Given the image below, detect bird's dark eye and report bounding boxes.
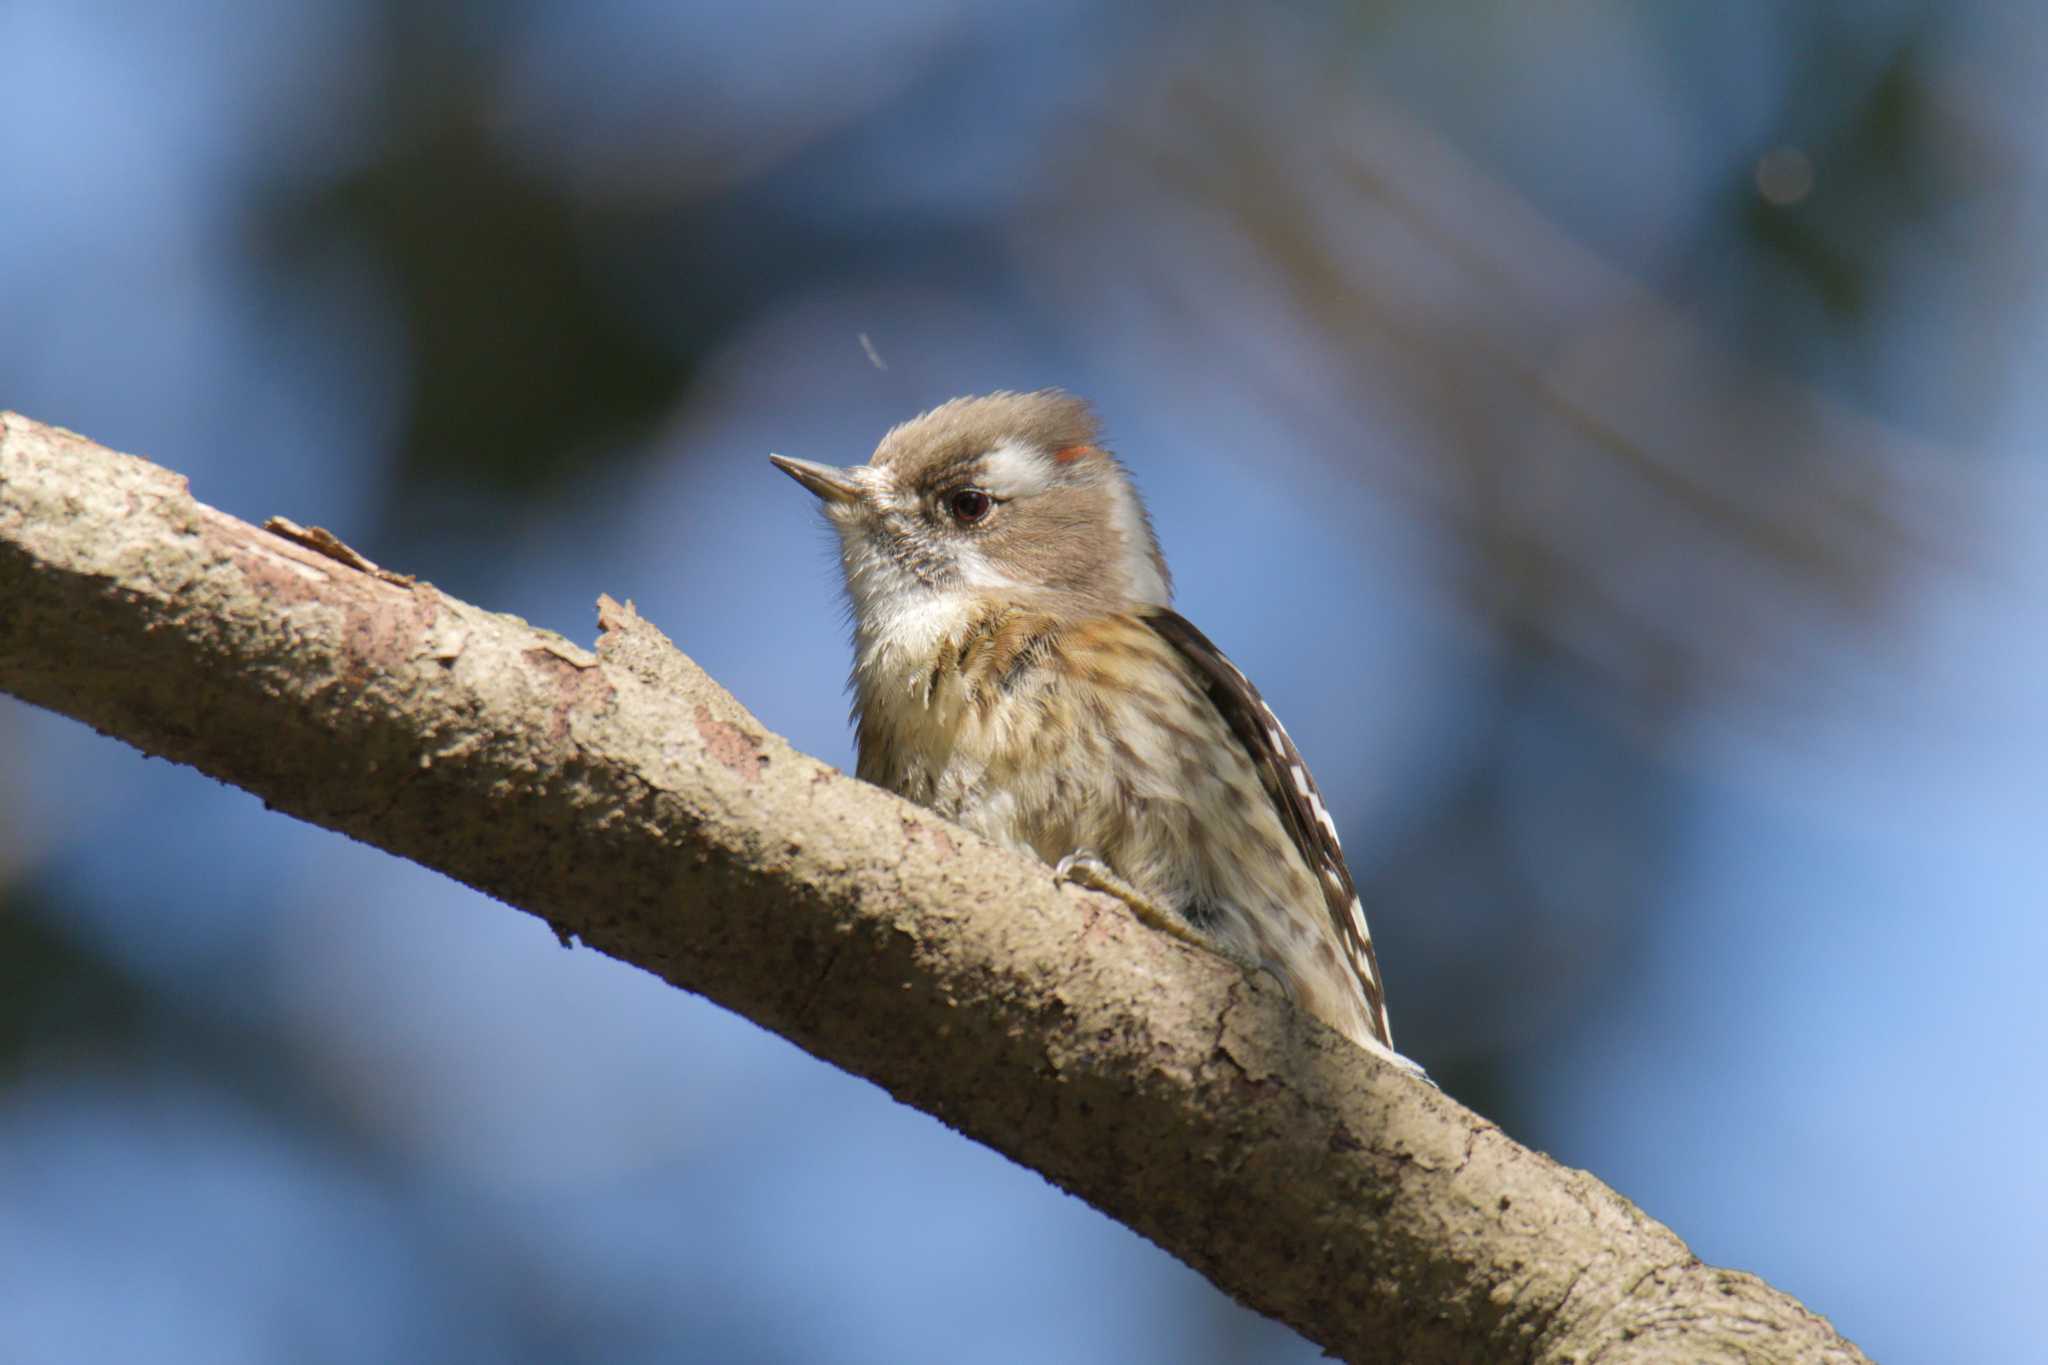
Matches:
[946,488,993,524]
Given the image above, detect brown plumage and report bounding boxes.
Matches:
[772,391,1410,1067]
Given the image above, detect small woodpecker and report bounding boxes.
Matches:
[773,390,1418,1072]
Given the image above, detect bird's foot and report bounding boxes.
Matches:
[1053,849,1227,959]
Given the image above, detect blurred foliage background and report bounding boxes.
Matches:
[3,2,2042,1361]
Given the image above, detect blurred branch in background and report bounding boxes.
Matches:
[1033,6,2018,1090]
[256,0,1026,537]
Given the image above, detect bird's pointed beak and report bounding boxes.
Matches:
[769,455,864,506]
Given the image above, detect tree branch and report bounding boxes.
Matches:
[0,411,1869,1364]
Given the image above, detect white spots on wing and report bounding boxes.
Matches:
[1347,895,1373,947]
[1159,620,1396,1050]
[1348,949,1376,992]
[1289,762,1312,798]
[1284,755,1343,845]
[1308,791,1342,848]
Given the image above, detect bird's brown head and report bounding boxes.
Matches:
[771,391,1171,628]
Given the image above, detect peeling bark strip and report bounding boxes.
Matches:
[0,411,1870,1365]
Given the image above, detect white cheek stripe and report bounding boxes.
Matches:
[1103,478,1169,607]
[954,545,1028,592]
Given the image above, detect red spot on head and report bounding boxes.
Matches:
[1053,444,1097,463]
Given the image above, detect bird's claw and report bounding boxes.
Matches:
[1054,850,1221,956]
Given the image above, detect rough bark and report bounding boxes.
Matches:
[0,411,1870,1364]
